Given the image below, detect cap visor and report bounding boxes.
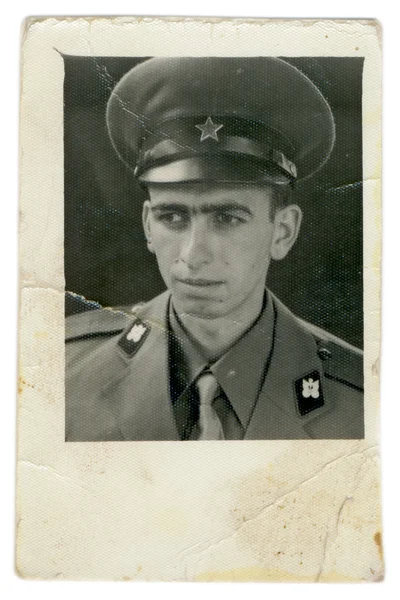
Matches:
[138,155,291,184]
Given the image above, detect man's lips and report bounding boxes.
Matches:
[175,277,224,287]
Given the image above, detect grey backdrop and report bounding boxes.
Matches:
[64,56,364,348]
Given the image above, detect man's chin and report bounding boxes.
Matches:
[171,295,229,320]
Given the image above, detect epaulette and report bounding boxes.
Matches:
[298,319,364,392]
[66,306,134,342]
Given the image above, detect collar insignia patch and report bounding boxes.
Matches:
[118,318,150,357]
[127,323,147,342]
[294,370,324,416]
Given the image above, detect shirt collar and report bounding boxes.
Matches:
[168,291,275,430]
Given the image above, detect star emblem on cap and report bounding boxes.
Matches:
[195,117,223,142]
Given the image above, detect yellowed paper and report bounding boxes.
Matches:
[17,17,382,581]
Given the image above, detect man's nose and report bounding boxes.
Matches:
[178,220,213,270]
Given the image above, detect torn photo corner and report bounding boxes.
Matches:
[17,17,382,581]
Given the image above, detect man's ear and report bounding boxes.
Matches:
[270,204,302,261]
[142,200,155,253]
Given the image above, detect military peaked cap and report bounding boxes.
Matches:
[106,57,335,184]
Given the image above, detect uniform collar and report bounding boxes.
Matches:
[102,290,331,441]
[244,292,332,439]
[169,292,275,430]
[101,291,180,441]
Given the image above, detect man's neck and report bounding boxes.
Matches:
[172,289,266,362]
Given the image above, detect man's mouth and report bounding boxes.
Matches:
[175,277,224,287]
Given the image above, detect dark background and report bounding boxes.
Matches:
[64,56,364,348]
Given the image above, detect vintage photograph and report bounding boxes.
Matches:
[17,18,381,581]
[65,56,364,441]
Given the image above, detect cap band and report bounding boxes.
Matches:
[132,116,297,181]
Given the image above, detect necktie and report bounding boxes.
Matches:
[196,371,225,440]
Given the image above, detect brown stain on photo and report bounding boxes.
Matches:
[374,531,383,561]
[195,566,359,583]
[220,447,384,583]
[18,376,35,394]
[121,565,142,581]
[18,376,25,394]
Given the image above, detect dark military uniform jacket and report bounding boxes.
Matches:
[65,291,364,441]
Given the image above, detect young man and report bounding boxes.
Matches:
[66,57,364,441]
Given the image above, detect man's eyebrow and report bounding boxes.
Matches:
[150,203,190,213]
[150,202,253,215]
[199,203,253,216]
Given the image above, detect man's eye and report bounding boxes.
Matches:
[156,212,187,227]
[164,213,183,223]
[214,212,246,227]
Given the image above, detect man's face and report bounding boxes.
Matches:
[143,183,293,320]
